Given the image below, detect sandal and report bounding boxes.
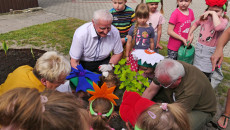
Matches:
[217,114,230,129]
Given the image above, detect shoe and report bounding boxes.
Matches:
[217,114,229,129]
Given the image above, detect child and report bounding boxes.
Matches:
[126,3,155,72]
[136,103,190,130]
[188,0,229,79]
[87,82,119,130]
[167,0,194,60]
[146,0,165,53]
[110,0,135,45]
[120,91,190,130]
[0,88,90,130]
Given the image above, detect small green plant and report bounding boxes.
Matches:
[31,47,35,60]
[114,59,150,95]
[2,41,8,56]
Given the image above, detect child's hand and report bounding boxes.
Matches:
[187,33,194,45]
[156,43,163,50]
[121,38,126,45]
[182,38,187,46]
[201,11,215,19]
[111,111,118,118]
[126,56,130,64]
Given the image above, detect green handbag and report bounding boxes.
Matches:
[177,45,195,64]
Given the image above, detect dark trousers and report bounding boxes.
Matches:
[80,56,110,74]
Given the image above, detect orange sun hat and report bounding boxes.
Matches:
[87,82,119,105]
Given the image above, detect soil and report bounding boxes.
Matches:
[0,49,228,130]
[0,49,46,84]
[0,48,126,129]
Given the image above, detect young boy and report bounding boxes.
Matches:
[110,0,135,45]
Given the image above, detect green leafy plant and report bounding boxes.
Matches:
[114,58,150,95]
[2,41,8,56]
[31,47,35,60]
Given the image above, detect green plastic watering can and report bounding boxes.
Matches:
[177,43,195,64]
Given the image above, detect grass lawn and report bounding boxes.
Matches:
[0,18,86,55]
[0,18,229,105]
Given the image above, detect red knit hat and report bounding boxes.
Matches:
[119,91,155,126]
[205,0,227,7]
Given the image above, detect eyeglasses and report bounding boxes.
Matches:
[152,77,176,89]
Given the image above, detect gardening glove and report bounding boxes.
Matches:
[99,64,113,72]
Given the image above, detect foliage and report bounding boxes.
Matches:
[2,41,8,56]
[31,47,35,60]
[114,58,150,95]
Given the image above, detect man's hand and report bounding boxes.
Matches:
[211,49,223,71]
[99,64,113,72]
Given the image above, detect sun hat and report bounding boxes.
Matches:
[205,0,227,11]
[119,91,155,126]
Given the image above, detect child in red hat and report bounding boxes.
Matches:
[188,0,229,80]
[120,91,190,130]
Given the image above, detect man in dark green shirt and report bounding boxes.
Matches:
[142,59,216,130]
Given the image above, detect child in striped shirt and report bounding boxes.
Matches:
[110,0,135,45]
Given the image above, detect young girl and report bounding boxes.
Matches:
[120,91,190,130]
[87,82,119,130]
[135,103,190,130]
[146,0,165,53]
[188,0,229,79]
[126,3,155,72]
[167,0,195,60]
[0,88,90,130]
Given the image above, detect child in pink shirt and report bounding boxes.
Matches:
[188,0,229,79]
[167,0,194,60]
[146,0,165,53]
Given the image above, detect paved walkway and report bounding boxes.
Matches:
[0,0,230,57]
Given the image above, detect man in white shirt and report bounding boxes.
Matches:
[69,9,123,73]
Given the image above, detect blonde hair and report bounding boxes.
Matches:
[33,51,71,82]
[136,103,190,130]
[132,3,150,47]
[0,88,90,130]
[91,98,113,130]
[160,0,164,14]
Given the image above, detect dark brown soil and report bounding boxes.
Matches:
[0,49,46,84]
[0,49,127,129]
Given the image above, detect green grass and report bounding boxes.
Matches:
[0,18,86,55]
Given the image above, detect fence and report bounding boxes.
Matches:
[0,0,38,13]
